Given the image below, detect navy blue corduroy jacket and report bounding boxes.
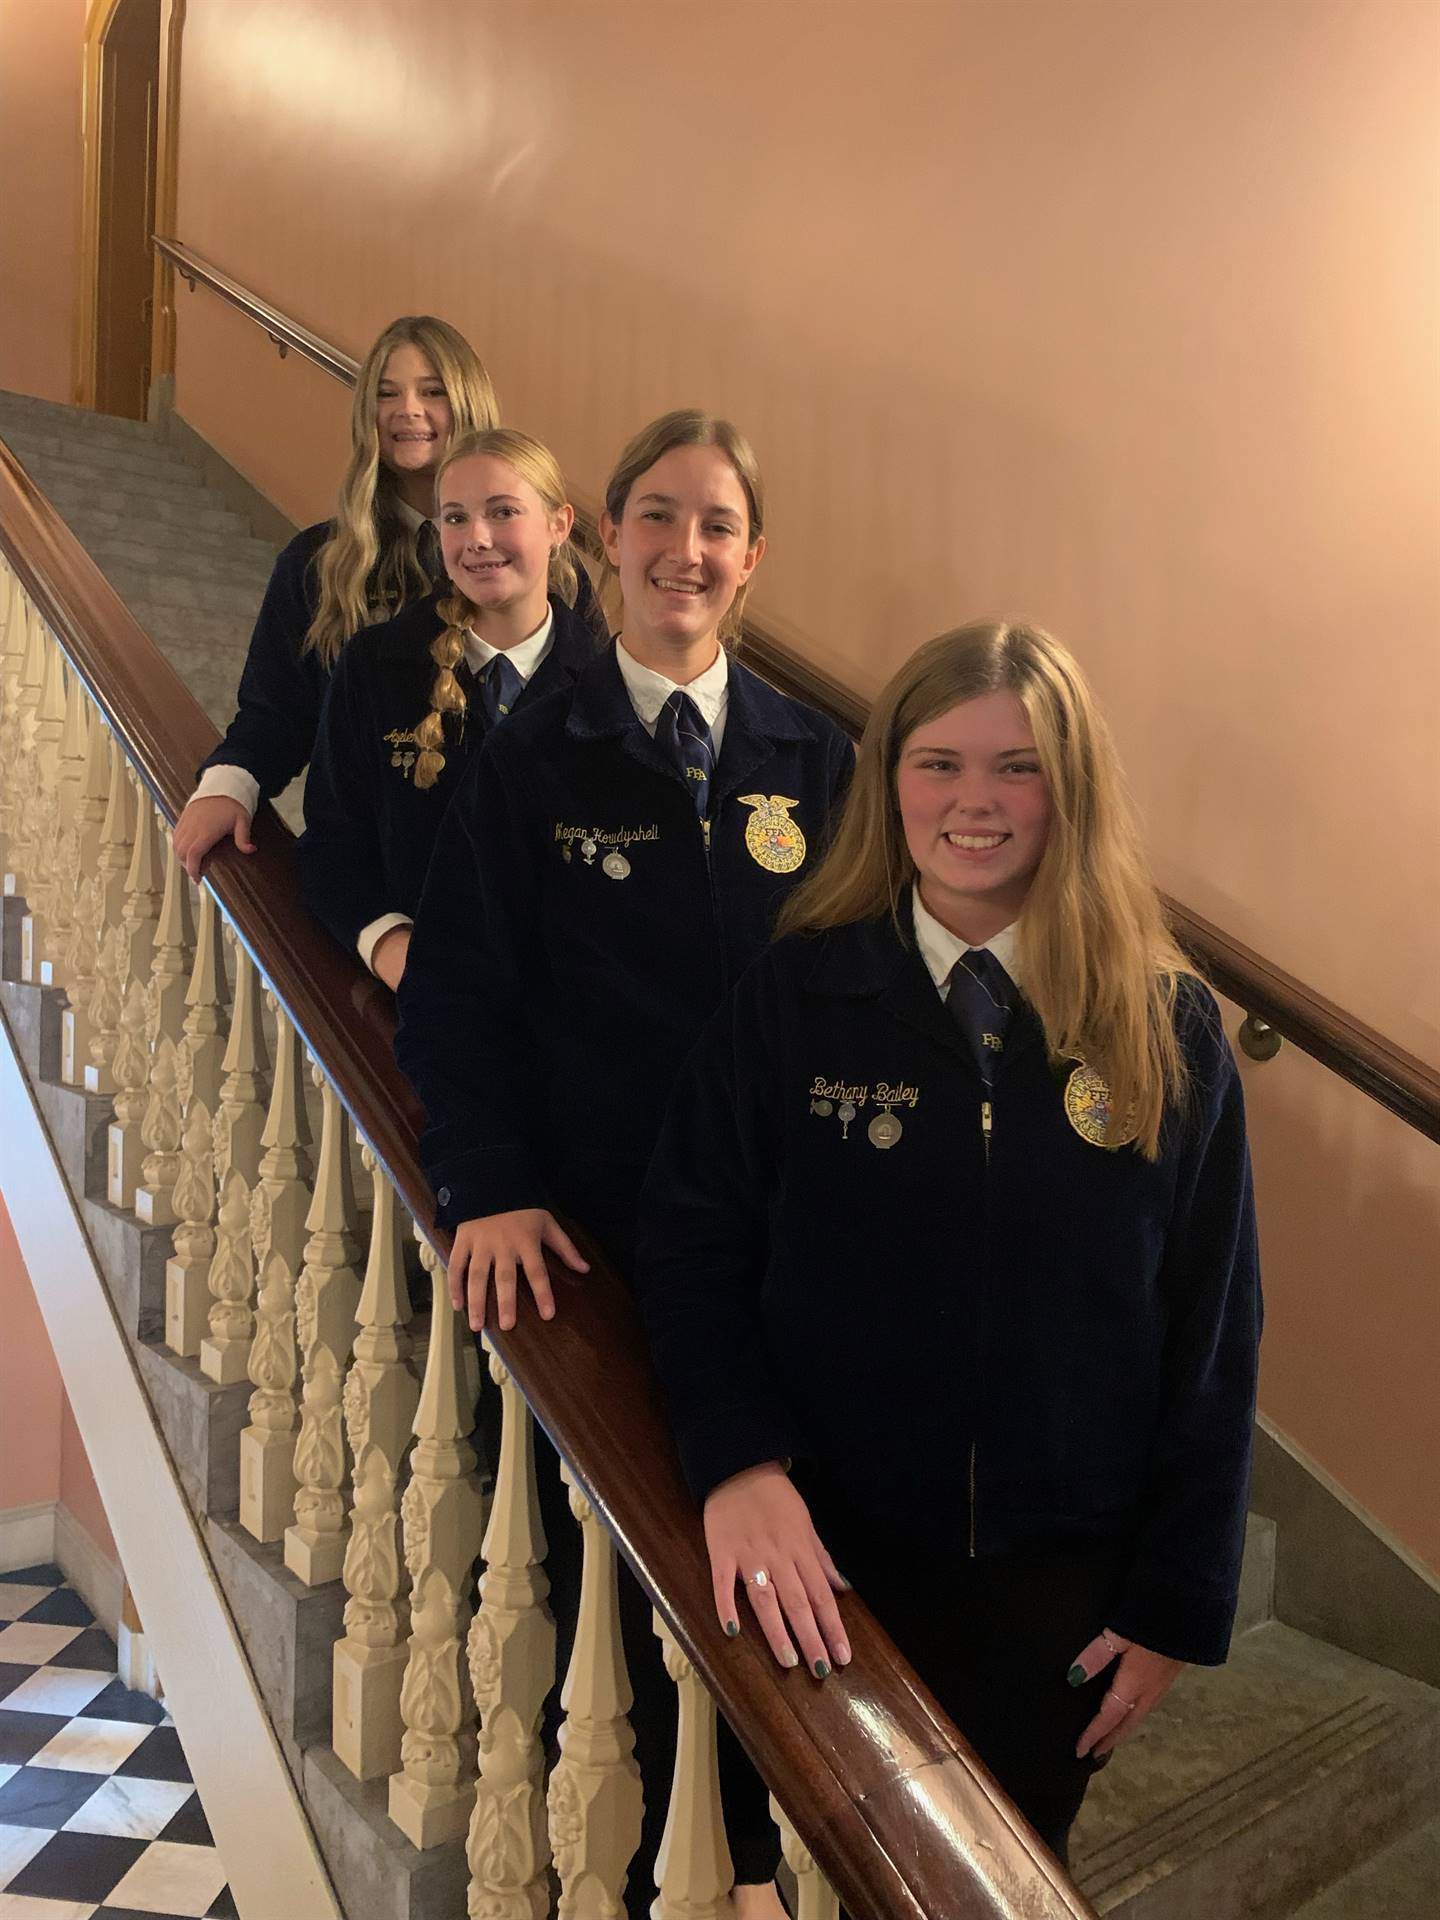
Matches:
[297,591,605,955]
[395,646,855,1241]
[634,910,1263,1667]
[196,518,600,799]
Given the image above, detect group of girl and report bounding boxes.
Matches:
[174,315,1261,1905]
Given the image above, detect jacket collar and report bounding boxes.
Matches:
[803,898,1046,1073]
[564,645,813,794]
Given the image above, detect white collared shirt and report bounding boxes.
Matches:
[463,606,553,680]
[615,640,730,759]
[911,885,1023,999]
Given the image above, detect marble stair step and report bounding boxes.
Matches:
[20,446,242,511]
[1283,1810,1440,1918]
[53,497,259,548]
[102,561,269,615]
[87,532,277,588]
[0,388,160,448]
[40,476,251,534]
[1072,1622,1440,1920]
[0,422,207,485]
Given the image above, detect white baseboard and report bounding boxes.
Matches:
[54,1504,124,1639]
[0,1501,125,1639]
[0,1501,58,1573]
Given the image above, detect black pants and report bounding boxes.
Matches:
[810,1486,1125,1867]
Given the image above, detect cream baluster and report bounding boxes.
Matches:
[117,772,164,987]
[332,1149,419,1778]
[768,1799,839,1920]
[238,1000,313,1541]
[84,919,127,1096]
[94,728,136,934]
[165,1078,215,1358]
[106,974,153,1208]
[36,664,90,985]
[651,1614,735,1920]
[134,838,196,1226]
[17,627,65,978]
[0,575,29,877]
[54,661,90,836]
[61,876,100,1085]
[1,596,46,900]
[548,1462,643,1919]
[72,697,110,878]
[180,886,229,1113]
[388,1238,484,1849]
[465,1344,557,1917]
[199,937,269,1383]
[284,1066,362,1584]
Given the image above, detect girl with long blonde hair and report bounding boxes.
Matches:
[173,315,499,881]
[298,428,602,987]
[636,619,1262,1868]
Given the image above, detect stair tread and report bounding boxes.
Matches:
[1283,1811,1440,1917]
[1073,1622,1440,1889]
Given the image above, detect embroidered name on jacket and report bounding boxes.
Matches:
[808,1078,920,1108]
[384,727,421,779]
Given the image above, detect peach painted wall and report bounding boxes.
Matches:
[0,1192,119,1565]
[0,0,86,402]
[167,1,1440,1572]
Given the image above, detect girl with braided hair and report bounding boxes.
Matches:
[174,315,499,882]
[297,428,604,986]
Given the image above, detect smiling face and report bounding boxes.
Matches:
[375,343,454,484]
[439,453,572,633]
[895,690,1053,944]
[599,443,764,667]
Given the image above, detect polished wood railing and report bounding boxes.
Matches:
[1,430,1098,1913]
[150,233,1440,1147]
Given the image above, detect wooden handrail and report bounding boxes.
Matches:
[0,439,1097,1915]
[150,234,1440,1145]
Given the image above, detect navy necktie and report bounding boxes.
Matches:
[480,653,523,726]
[947,948,1014,1081]
[416,519,445,587]
[657,690,715,819]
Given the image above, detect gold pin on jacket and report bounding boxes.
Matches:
[1063,1057,1139,1149]
[739,795,807,874]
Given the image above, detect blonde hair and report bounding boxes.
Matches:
[781,621,1194,1157]
[304,317,499,666]
[413,428,578,791]
[598,409,764,644]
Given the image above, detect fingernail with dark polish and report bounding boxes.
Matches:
[724,1619,739,1638]
[813,1659,830,1679]
[1067,1664,1088,1688]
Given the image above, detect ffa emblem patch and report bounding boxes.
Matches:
[1063,1059,1139,1149]
[739,795,807,874]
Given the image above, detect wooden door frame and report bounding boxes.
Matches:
[74,0,184,413]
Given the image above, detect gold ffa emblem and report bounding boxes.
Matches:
[1063,1058,1139,1149]
[739,795,807,874]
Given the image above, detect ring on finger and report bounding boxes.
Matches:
[1104,1688,1136,1712]
[746,1570,771,1590]
[1100,1627,1125,1658]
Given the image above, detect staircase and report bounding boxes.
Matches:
[0,387,301,826]
[3,392,1440,1920]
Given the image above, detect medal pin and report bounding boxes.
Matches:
[837,1100,857,1140]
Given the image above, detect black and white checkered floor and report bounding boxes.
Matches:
[0,1566,235,1919]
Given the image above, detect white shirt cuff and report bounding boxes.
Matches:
[358,913,414,974]
[190,765,261,817]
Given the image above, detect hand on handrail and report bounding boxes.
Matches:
[704,1463,853,1678]
[446,1208,590,1333]
[173,794,255,882]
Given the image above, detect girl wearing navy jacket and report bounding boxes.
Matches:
[396,410,853,1915]
[298,429,602,988]
[172,315,499,881]
[636,620,1262,1867]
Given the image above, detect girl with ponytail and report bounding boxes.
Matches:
[297,429,603,987]
[174,315,498,881]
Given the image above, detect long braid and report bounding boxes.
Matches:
[413,591,472,790]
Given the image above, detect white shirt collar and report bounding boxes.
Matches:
[911,885,1023,996]
[615,639,730,740]
[394,496,433,533]
[463,605,554,681]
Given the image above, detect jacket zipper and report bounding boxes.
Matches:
[970,1095,994,1557]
